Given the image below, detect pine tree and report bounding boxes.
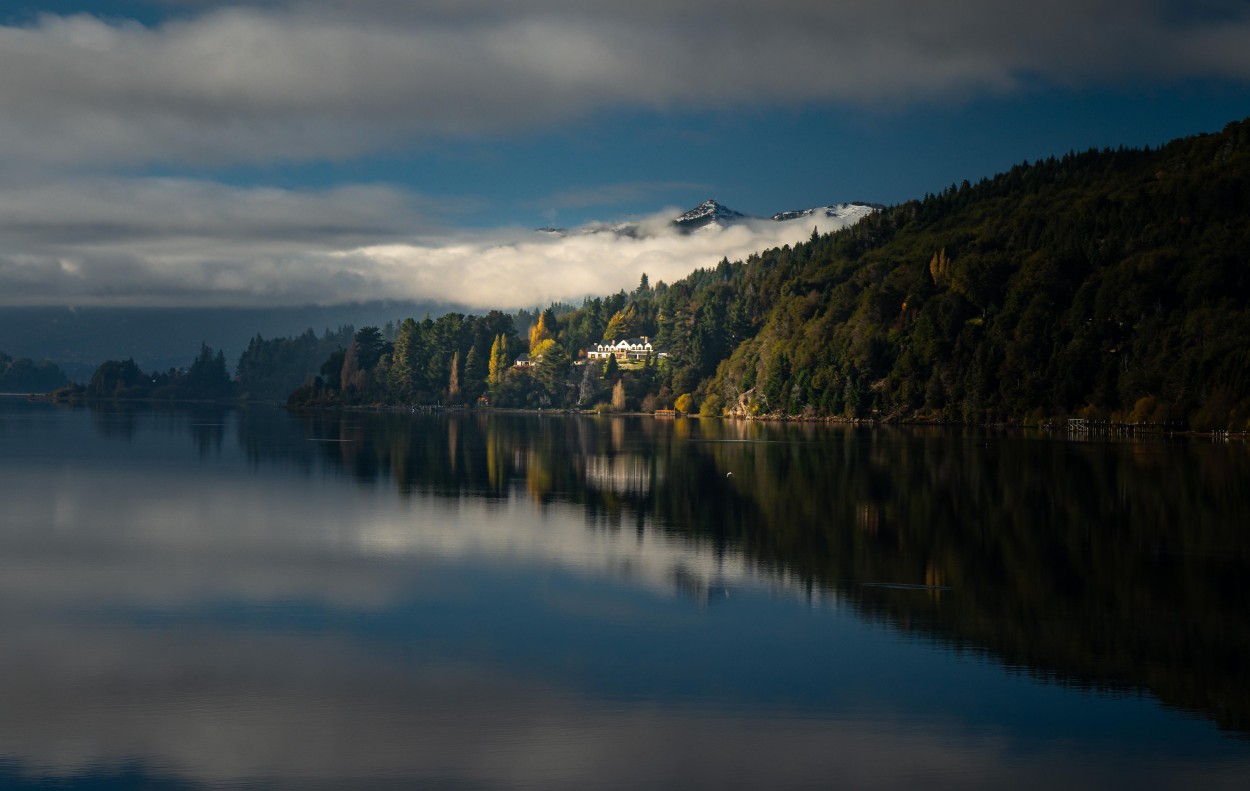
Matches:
[389,318,417,402]
[353,326,385,370]
[463,345,483,400]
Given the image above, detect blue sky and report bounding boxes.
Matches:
[0,1,1247,308]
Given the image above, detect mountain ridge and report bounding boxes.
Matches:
[535,198,881,237]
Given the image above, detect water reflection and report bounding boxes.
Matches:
[263,410,1250,736]
[1,397,1248,789]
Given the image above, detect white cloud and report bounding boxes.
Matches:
[0,177,430,306]
[0,172,869,308]
[347,208,872,310]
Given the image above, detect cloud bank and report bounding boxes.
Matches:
[0,175,869,308]
[0,1,1248,169]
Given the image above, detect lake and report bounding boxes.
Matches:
[1,396,1248,789]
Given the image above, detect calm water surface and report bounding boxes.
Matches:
[0,397,1248,789]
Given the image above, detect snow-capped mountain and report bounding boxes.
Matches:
[671,199,748,231]
[535,198,879,238]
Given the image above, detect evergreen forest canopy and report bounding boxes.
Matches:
[63,118,1250,430]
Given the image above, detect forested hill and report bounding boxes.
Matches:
[279,118,1250,428]
[701,118,1250,427]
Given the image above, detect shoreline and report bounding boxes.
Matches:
[12,392,1247,439]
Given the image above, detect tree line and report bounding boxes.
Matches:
[0,351,69,393]
[63,343,234,400]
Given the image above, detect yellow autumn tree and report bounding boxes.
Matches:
[928,247,950,285]
[603,304,638,341]
[529,309,557,355]
[488,334,508,386]
[674,393,694,414]
[530,338,556,361]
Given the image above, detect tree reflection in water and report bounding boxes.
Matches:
[250,410,1250,737]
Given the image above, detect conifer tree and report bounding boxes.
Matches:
[353,326,385,370]
[463,345,483,399]
[389,318,418,401]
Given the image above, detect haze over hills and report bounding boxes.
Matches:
[0,301,464,382]
[1,199,874,378]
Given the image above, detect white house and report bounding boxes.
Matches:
[587,336,655,361]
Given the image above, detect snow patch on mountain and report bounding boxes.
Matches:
[672,199,748,231]
[771,202,882,223]
[537,198,879,239]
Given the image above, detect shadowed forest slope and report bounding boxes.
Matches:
[702,118,1250,426]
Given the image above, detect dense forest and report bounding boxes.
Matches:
[701,118,1250,429]
[63,119,1250,428]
